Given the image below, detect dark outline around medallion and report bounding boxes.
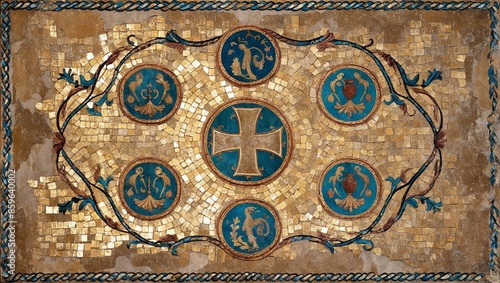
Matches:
[216,26,281,87]
[118,64,182,124]
[202,98,293,186]
[217,198,282,260]
[318,158,382,219]
[118,158,181,220]
[317,64,381,126]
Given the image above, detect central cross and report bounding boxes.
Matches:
[212,107,283,176]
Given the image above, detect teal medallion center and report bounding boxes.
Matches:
[218,199,281,260]
[203,99,292,186]
[319,158,381,219]
[217,26,280,86]
[118,64,181,124]
[119,158,181,220]
[318,64,381,125]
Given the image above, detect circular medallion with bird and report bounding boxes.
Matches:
[319,158,382,219]
[217,199,281,260]
[118,64,182,124]
[217,26,280,86]
[119,158,181,220]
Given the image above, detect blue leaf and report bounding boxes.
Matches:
[323,241,335,254]
[95,93,113,107]
[385,176,396,183]
[171,244,179,256]
[421,69,442,87]
[57,196,84,214]
[58,69,79,86]
[489,87,497,100]
[491,205,500,230]
[417,196,442,213]
[97,176,114,192]
[291,235,310,242]
[406,198,419,209]
[78,198,93,211]
[490,38,499,51]
[383,93,405,106]
[397,64,419,86]
[79,74,97,88]
[165,29,199,46]
[385,176,402,191]
[58,200,75,214]
[354,239,374,251]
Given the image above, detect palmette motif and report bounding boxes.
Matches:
[320,159,381,218]
[118,158,181,220]
[118,64,181,124]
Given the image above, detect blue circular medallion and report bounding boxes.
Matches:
[119,158,181,220]
[202,99,292,185]
[118,64,182,124]
[319,159,381,219]
[318,64,381,125]
[217,26,280,86]
[218,199,281,260]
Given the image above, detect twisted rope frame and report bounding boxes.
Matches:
[1,1,498,282]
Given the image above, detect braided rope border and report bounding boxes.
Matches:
[0,0,497,282]
[488,1,500,279]
[1,0,14,280]
[0,0,495,12]
[5,272,488,282]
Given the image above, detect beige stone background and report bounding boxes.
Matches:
[3,2,499,281]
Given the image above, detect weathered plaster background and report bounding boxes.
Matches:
[5,4,497,280]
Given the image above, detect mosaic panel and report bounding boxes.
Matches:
[1,1,498,282]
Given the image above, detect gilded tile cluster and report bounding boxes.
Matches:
[30,14,482,269]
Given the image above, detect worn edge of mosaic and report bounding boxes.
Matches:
[1,0,498,282]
